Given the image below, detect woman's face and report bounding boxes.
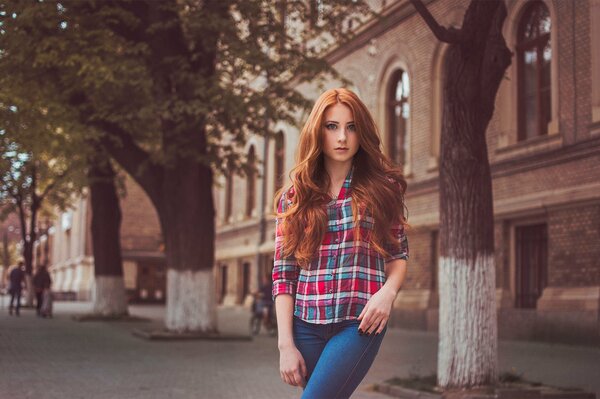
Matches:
[321,102,360,165]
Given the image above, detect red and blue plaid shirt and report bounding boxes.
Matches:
[272,164,409,324]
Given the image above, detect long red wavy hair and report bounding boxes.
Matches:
[274,87,409,269]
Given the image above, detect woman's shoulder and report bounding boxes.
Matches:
[277,185,296,212]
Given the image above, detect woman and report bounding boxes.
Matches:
[272,87,410,398]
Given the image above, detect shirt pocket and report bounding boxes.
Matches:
[357,211,375,242]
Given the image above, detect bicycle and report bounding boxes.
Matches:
[249,291,277,337]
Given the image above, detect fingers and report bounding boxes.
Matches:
[281,371,291,386]
[293,369,305,387]
[357,306,366,321]
[359,312,389,335]
[281,362,307,387]
[283,370,298,386]
[371,317,387,334]
[300,358,308,385]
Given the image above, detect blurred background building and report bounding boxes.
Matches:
[42,0,599,346]
[49,176,165,303]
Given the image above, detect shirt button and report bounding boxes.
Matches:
[334,238,339,243]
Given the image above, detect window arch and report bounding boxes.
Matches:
[245,145,256,218]
[386,69,410,170]
[516,0,552,141]
[429,43,450,170]
[274,131,285,195]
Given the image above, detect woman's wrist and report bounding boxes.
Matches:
[278,340,296,350]
[380,283,399,300]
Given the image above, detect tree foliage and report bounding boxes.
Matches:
[0,0,376,179]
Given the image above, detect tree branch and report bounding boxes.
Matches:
[15,190,27,245]
[38,168,70,202]
[69,90,164,213]
[409,0,464,44]
[91,119,164,211]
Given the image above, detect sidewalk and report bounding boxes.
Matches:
[0,299,598,399]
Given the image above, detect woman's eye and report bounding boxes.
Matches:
[347,124,356,132]
[326,123,337,130]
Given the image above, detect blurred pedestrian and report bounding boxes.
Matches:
[272,88,409,398]
[8,261,25,316]
[33,265,52,317]
[258,277,274,327]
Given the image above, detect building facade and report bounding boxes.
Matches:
[214,0,600,345]
[49,176,166,302]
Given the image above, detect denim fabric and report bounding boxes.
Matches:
[293,315,387,398]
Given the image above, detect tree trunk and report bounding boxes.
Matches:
[1,232,9,289]
[88,156,128,317]
[431,0,512,388]
[22,242,35,306]
[160,162,217,333]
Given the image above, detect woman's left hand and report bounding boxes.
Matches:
[356,285,397,335]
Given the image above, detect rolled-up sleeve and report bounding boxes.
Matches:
[384,178,409,263]
[272,189,300,301]
[384,221,409,263]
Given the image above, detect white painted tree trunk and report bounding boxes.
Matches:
[92,275,129,316]
[165,269,217,333]
[438,254,498,387]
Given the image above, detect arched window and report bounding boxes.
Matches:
[517,1,551,141]
[274,131,285,194]
[224,159,234,223]
[387,69,410,170]
[245,146,256,218]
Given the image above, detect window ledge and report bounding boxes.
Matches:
[426,155,439,173]
[494,131,562,163]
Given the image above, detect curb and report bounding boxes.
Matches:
[71,314,152,322]
[132,328,253,341]
[373,383,596,399]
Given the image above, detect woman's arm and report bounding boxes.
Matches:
[275,294,295,349]
[272,188,307,388]
[383,258,408,295]
[357,217,409,335]
[275,294,307,387]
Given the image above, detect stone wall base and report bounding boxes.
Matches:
[390,307,598,347]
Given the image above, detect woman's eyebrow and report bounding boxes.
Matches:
[324,120,355,124]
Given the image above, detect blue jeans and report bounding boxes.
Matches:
[293,315,388,398]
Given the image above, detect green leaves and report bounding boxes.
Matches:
[0,0,372,181]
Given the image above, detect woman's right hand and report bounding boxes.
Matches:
[279,344,307,388]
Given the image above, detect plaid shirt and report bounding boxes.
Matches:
[272,164,409,324]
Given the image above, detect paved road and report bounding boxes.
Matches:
[0,300,598,399]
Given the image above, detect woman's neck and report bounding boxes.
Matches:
[324,158,353,188]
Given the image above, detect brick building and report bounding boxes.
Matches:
[214,0,600,345]
[49,175,166,302]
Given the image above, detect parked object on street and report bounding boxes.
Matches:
[40,288,53,318]
[250,289,276,337]
[33,265,52,317]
